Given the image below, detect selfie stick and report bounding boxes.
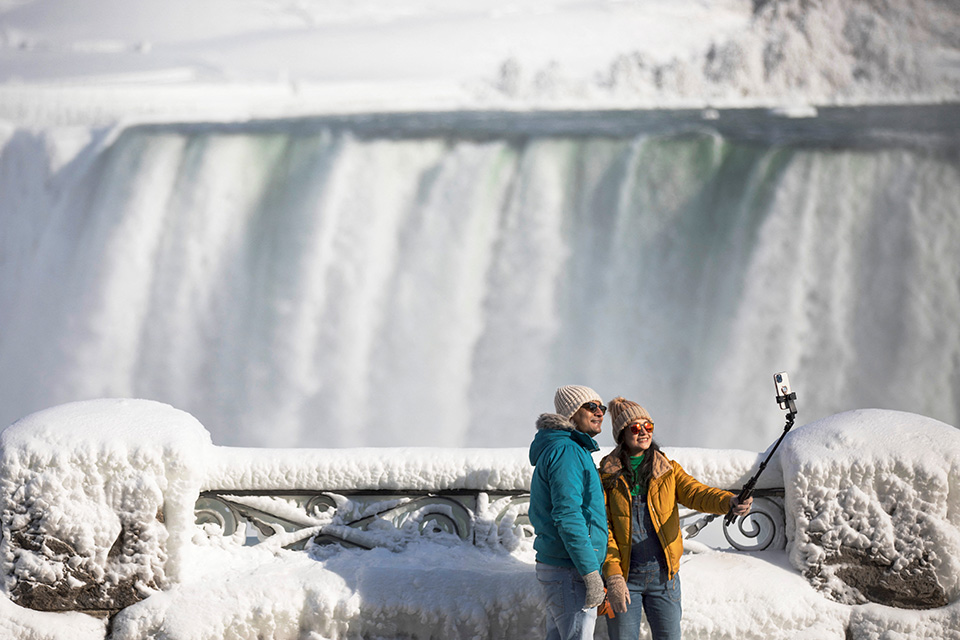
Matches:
[685,374,798,538]
[723,380,797,526]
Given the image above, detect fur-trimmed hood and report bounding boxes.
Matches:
[535,412,576,432]
[529,413,599,466]
[599,445,672,481]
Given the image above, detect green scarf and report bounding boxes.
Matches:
[629,453,646,497]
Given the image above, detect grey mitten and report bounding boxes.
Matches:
[605,574,630,613]
[582,570,605,609]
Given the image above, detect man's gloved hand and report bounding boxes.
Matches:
[605,574,631,613]
[582,570,605,609]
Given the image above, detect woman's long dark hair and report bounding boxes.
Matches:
[617,428,661,492]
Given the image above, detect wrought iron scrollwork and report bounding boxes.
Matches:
[305,494,338,518]
[196,487,785,553]
[194,495,240,536]
[681,488,786,552]
[487,494,534,545]
[723,495,786,551]
[195,490,529,552]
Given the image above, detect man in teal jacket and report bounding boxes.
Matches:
[529,385,608,640]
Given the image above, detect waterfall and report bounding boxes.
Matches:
[1,111,958,450]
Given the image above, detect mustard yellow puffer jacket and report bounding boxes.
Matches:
[600,447,733,581]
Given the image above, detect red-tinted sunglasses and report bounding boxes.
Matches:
[628,421,654,435]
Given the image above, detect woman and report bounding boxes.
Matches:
[600,397,752,640]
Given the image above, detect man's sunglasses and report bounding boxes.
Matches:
[628,421,654,434]
[581,401,607,415]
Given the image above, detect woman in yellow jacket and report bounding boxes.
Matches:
[600,397,752,640]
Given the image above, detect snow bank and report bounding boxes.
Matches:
[0,399,212,611]
[782,409,960,610]
[679,549,849,639]
[111,541,545,640]
[847,601,960,640]
[0,591,106,640]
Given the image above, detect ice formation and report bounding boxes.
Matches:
[783,409,960,609]
[0,399,212,610]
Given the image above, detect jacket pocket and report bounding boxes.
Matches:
[588,520,607,553]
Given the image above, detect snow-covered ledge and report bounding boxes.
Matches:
[1,399,959,637]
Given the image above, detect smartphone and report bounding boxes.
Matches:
[773,371,792,409]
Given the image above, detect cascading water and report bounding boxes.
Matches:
[1,109,958,451]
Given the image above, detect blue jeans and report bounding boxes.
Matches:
[535,563,598,640]
[606,565,682,640]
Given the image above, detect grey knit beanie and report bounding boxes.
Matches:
[609,396,653,443]
[554,385,603,419]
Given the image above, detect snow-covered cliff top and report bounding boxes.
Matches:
[1,0,958,126]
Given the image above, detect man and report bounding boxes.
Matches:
[528,385,608,640]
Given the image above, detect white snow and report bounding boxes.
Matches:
[1,0,959,126]
[0,399,958,639]
[0,591,107,640]
[201,445,767,494]
[202,446,535,493]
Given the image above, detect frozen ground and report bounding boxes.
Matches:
[1,0,959,126]
[0,399,959,639]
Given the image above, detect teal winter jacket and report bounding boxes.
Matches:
[528,413,607,576]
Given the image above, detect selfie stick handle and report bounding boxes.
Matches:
[723,392,797,526]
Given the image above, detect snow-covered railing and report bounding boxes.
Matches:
[195,489,534,552]
[193,487,787,554]
[195,446,542,553]
[193,444,787,554]
[4,398,959,631]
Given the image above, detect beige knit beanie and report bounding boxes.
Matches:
[554,385,603,419]
[609,396,653,443]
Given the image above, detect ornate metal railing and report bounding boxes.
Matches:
[195,489,535,552]
[195,487,786,553]
[681,488,786,551]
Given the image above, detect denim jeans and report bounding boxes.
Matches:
[606,564,682,640]
[535,563,598,640]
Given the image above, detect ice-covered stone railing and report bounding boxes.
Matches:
[194,488,787,553]
[2,399,958,621]
[195,449,786,554]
